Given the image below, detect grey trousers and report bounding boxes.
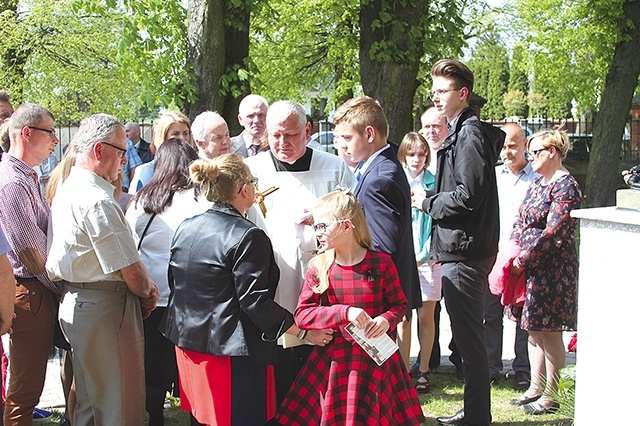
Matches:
[59,281,145,426]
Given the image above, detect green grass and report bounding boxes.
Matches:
[420,371,573,426]
[39,371,573,425]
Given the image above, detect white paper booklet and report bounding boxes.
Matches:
[344,322,399,366]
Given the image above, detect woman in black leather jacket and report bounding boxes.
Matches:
[161,153,333,426]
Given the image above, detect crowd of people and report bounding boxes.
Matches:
[0,58,583,426]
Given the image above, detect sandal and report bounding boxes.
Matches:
[509,393,541,406]
[415,371,430,394]
[522,401,560,415]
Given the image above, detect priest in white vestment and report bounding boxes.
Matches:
[244,100,356,402]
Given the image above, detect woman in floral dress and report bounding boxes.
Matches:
[274,189,424,426]
[509,129,582,415]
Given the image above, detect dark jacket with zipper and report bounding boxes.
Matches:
[161,203,294,365]
[421,107,505,262]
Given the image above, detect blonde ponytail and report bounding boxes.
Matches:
[310,249,336,294]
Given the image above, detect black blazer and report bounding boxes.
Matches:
[161,204,294,365]
[136,139,155,164]
[354,147,422,314]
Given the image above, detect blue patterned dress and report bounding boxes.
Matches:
[511,173,582,332]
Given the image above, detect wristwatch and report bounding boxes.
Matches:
[296,329,307,340]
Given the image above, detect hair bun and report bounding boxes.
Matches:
[189,159,219,184]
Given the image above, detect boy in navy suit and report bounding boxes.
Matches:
[333,96,422,371]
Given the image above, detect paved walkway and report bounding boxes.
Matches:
[38,303,576,410]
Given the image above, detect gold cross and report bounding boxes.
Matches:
[254,186,279,217]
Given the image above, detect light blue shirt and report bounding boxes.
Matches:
[0,227,9,256]
[128,161,155,194]
[496,161,538,245]
[122,139,142,190]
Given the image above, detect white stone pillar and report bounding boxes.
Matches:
[572,200,640,425]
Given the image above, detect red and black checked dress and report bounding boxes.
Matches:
[275,250,424,425]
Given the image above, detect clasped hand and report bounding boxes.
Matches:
[410,189,426,211]
[140,283,159,319]
[347,306,389,339]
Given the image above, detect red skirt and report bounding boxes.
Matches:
[175,347,276,426]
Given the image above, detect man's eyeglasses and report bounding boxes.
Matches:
[27,126,58,139]
[529,147,550,157]
[428,88,461,100]
[312,220,346,233]
[238,177,259,194]
[101,141,127,158]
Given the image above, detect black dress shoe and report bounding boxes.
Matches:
[437,409,465,425]
[513,371,530,391]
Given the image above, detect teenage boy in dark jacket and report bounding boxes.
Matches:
[412,59,505,426]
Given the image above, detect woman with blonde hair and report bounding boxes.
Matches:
[162,153,333,426]
[508,129,581,415]
[274,189,424,425]
[129,111,192,193]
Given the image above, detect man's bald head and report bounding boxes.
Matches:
[238,94,268,143]
[419,106,448,151]
[124,122,141,143]
[500,122,528,173]
[501,122,526,145]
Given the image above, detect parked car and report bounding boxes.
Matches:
[567,133,593,160]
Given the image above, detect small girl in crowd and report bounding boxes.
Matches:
[398,132,441,393]
[274,189,424,425]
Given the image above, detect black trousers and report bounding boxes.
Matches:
[484,291,530,376]
[441,257,495,426]
[273,345,313,405]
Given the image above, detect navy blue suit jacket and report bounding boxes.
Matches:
[354,146,422,315]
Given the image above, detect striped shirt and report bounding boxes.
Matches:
[122,139,142,190]
[0,154,62,294]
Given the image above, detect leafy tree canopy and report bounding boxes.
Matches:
[1,0,140,123]
[516,0,627,116]
[251,0,361,109]
[73,0,194,115]
[468,33,510,120]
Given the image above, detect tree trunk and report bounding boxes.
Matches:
[585,0,640,207]
[185,0,250,132]
[186,0,225,120]
[222,5,250,136]
[359,0,428,144]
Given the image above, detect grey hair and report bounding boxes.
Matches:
[74,114,124,156]
[8,103,54,145]
[266,100,306,129]
[0,90,10,103]
[239,94,268,114]
[0,120,10,152]
[191,111,224,142]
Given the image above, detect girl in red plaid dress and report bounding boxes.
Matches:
[274,190,424,425]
